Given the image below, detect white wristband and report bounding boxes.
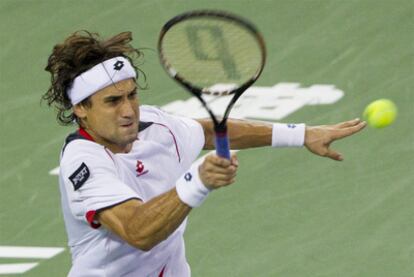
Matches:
[176,164,210,208]
[271,123,306,147]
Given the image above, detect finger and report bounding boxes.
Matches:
[207,154,231,167]
[230,154,239,167]
[214,178,236,187]
[204,163,237,174]
[335,118,362,128]
[215,172,237,182]
[223,178,236,186]
[332,121,367,140]
[206,173,237,186]
[325,149,343,161]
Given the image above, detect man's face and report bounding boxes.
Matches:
[75,78,139,153]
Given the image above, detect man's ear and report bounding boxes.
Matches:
[73,104,87,120]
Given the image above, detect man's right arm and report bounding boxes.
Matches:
[97,190,191,251]
[97,154,238,251]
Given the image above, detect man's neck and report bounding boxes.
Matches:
[79,127,133,154]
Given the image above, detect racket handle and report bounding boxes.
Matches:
[215,130,231,159]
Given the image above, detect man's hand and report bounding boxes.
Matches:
[199,154,239,189]
[305,118,367,161]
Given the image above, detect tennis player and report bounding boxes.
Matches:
[43,31,366,276]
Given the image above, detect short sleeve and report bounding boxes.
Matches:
[60,141,140,228]
[140,106,205,170]
[165,115,205,169]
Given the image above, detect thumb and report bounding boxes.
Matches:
[326,149,343,161]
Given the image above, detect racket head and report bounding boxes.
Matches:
[158,10,266,96]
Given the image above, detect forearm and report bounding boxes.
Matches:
[198,118,272,149]
[98,189,191,251]
[127,189,191,250]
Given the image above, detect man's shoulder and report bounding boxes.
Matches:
[140,105,167,122]
[59,135,113,179]
[62,130,88,152]
[61,130,105,160]
[140,105,197,128]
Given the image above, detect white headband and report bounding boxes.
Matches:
[67,56,137,105]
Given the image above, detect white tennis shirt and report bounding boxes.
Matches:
[59,105,205,276]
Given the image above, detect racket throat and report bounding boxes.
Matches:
[214,123,227,134]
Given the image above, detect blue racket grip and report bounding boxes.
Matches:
[215,131,231,159]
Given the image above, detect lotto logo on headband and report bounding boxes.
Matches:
[114,61,124,71]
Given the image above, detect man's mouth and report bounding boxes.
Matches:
[120,122,134,128]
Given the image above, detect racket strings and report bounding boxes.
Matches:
[160,17,263,93]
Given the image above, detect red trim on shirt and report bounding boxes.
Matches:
[152,123,181,162]
[79,128,95,141]
[79,128,115,162]
[159,266,165,277]
[85,210,101,229]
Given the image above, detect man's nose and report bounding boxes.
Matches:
[120,98,136,117]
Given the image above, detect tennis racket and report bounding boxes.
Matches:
[158,10,266,159]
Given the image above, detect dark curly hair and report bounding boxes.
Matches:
[43,31,145,125]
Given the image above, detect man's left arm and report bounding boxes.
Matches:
[196,118,366,161]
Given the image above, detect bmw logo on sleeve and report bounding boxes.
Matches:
[69,162,90,191]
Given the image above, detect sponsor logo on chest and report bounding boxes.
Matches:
[136,160,149,177]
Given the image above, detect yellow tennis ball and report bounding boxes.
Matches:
[363,99,397,128]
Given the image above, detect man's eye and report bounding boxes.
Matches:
[128,92,137,99]
[106,98,121,104]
